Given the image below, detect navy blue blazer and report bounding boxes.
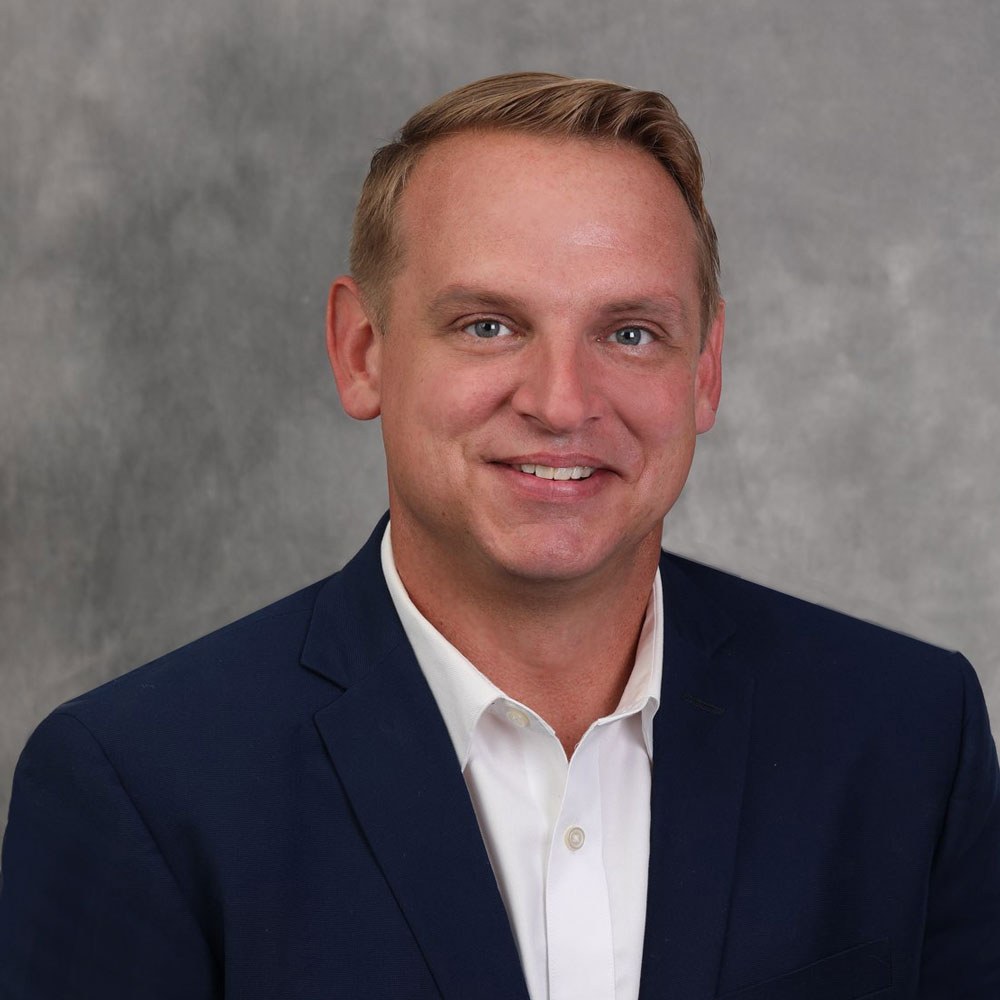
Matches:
[2,518,998,998]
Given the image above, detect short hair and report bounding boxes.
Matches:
[350,72,720,342]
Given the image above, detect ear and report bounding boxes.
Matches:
[694,299,724,435]
[326,276,383,420]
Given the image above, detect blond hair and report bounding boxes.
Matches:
[350,72,720,341]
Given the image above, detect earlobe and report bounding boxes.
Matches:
[694,299,724,435]
[326,276,383,420]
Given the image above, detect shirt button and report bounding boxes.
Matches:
[505,707,529,728]
[564,826,586,851]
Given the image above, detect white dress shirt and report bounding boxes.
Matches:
[381,525,663,1000]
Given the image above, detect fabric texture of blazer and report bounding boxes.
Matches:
[2,516,998,999]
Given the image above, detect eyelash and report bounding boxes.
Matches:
[608,325,655,347]
[462,318,514,340]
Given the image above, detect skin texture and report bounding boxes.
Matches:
[328,131,723,752]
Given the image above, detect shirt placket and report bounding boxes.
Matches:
[544,726,615,1000]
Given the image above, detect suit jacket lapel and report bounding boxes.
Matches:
[640,554,754,1000]
[301,519,529,1000]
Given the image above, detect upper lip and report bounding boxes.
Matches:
[495,453,609,470]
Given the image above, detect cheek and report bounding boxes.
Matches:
[381,357,505,455]
[424,359,513,430]
[617,371,697,446]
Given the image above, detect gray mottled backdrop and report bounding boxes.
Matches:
[2,0,998,830]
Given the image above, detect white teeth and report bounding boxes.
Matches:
[516,464,595,481]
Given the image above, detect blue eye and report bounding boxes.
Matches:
[466,319,511,339]
[612,326,652,346]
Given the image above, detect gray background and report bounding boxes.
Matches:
[2,0,998,831]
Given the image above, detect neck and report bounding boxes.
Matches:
[390,521,661,756]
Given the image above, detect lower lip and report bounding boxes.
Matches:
[494,463,610,500]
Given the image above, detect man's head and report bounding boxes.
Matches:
[328,73,724,596]
[349,72,720,343]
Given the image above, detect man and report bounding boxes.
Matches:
[1,72,997,999]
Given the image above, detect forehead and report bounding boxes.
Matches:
[393,131,701,311]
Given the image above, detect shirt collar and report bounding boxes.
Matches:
[380,522,663,768]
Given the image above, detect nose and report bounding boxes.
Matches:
[510,333,601,434]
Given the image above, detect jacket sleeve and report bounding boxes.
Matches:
[919,654,1000,997]
[0,711,219,999]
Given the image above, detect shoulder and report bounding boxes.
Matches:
[7,572,364,870]
[661,549,961,658]
[47,577,336,753]
[26,517,394,778]
[658,550,975,719]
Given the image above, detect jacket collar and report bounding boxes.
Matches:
[300,513,401,689]
[301,514,531,1000]
[640,553,754,999]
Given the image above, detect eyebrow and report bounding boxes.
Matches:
[598,296,688,324]
[426,286,531,319]
[426,285,689,324]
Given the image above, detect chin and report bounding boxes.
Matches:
[481,529,636,586]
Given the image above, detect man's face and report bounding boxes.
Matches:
[360,131,722,589]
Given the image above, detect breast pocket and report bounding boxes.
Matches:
[716,938,892,1000]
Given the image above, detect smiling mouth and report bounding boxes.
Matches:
[514,463,596,481]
